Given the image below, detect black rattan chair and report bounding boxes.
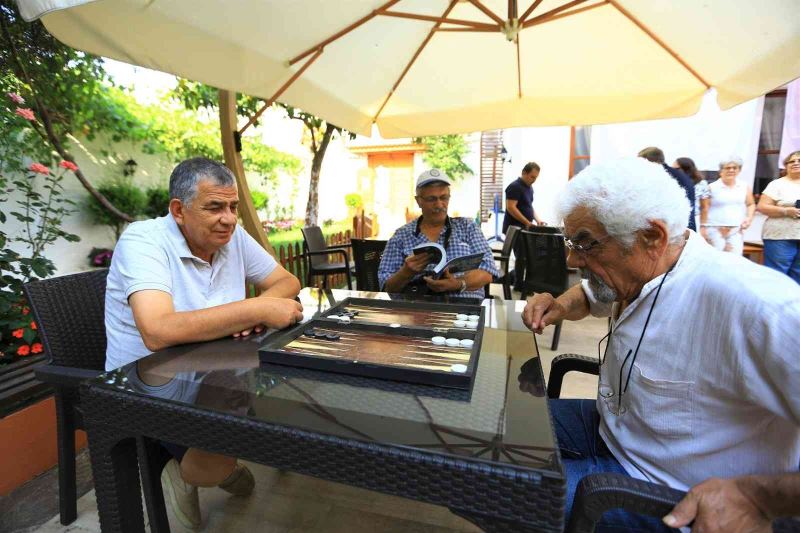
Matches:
[350,238,387,292]
[518,229,570,350]
[301,226,354,290]
[24,270,169,529]
[492,225,519,300]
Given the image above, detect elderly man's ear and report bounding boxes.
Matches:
[638,220,670,257]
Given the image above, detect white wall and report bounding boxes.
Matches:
[590,91,765,188]
[4,134,171,276]
[502,126,572,225]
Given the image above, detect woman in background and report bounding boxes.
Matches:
[700,156,755,254]
[757,150,800,283]
[675,157,708,231]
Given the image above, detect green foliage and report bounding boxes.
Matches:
[414,135,473,181]
[86,179,147,240]
[0,3,154,172]
[345,193,363,209]
[251,190,268,211]
[143,186,170,219]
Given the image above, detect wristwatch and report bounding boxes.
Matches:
[458,278,467,292]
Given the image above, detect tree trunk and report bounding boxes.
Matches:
[304,124,335,227]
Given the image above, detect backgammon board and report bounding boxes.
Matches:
[258,298,485,389]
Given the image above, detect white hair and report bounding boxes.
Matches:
[719,155,743,169]
[556,158,690,248]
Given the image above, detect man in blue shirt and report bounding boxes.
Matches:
[503,161,545,233]
[638,147,696,231]
[378,169,499,299]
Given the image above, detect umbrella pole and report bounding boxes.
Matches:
[218,89,276,258]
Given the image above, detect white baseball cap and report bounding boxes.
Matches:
[416,168,451,189]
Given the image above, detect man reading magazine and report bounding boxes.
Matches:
[378,169,499,298]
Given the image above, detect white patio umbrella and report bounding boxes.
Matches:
[18,0,800,138]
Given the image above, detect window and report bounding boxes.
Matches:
[754,89,787,196]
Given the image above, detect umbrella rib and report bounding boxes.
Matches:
[372,0,459,124]
[381,10,497,30]
[519,0,545,23]
[467,0,506,26]
[523,0,608,28]
[516,35,522,98]
[521,0,592,28]
[239,47,324,135]
[289,0,403,66]
[607,0,710,89]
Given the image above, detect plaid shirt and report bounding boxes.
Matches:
[378,217,499,299]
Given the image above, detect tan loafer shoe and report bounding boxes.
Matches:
[161,458,201,529]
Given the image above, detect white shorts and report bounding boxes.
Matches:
[705,226,743,255]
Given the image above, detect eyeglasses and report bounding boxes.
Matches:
[418,194,450,203]
[721,165,741,171]
[564,234,611,255]
[786,159,800,165]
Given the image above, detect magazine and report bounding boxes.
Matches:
[412,243,484,278]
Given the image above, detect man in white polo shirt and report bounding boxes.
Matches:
[105,157,303,529]
[523,158,800,532]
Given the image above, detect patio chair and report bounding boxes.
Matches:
[350,238,387,292]
[24,270,170,529]
[548,357,799,533]
[301,226,354,290]
[492,225,519,300]
[518,229,571,350]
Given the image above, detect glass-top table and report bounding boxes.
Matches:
[82,288,565,532]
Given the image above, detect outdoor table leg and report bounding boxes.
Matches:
[84,426,146,533]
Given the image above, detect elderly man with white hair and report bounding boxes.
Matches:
[523,158,800,532]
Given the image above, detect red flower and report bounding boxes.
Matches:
[59,160,79,172]
[7,92,25,104]
[31,343,43,354]
[30,321,37,330]
[15,107,36,121]
[17,345,31,356]
[29,162,50,175]
[12,328,24,338]
[22,307,30,315]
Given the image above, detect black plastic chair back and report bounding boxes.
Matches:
[351,239,387,292]
[24,269,108,370]
[500,225,519,258]
[519,230,570,297]
[301,226,329,268]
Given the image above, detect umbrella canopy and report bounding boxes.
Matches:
[18,0,800,138]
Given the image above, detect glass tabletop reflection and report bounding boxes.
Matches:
[97,288,559,474]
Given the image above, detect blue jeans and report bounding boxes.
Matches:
[550,399,679,533]
[763,239,800,284]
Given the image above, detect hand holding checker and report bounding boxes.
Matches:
[233,297,303,337]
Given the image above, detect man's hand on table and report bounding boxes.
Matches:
[522,293,567,333]
[234,297,303,336]
[664,477,771,533]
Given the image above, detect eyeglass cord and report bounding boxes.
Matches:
[617,259,678,404]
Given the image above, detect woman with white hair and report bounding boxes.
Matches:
[699,156,755,254]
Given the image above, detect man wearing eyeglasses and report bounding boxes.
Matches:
[378,169,499,299]
[522,158,800,532]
